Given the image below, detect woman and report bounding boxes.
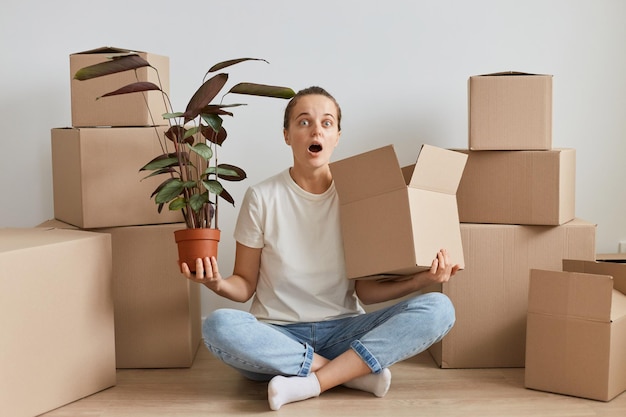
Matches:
[182,86,459,410]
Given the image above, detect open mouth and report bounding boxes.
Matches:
[308,143,323,153]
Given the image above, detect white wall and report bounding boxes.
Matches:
[1,0,625,316]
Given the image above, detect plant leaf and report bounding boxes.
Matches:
[201,113,223,134]
[141,167,176,180]
[140,153,180,171]
[165,126,193,145]
[74,54,150,80]
[211,164,247,181]
[99,82,162,99]
[189,192,209,212]
[183,73,228,122]
[227,82,295,99]
[155,178,185,203]
[163,111,185,119]
[202,179,223,195]
[201,125,227,145]
[168,197,187,211]
[207,58,269,73]
[187,142,213,160]
[219,188,235,205]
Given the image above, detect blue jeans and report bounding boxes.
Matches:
[202,292,455,381]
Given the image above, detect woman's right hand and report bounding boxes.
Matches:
[181,256,223,290]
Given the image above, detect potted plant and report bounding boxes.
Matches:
[74,54,295,271]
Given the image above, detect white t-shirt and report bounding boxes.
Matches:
[234,169,365,324]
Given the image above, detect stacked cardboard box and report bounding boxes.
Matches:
[427,72,597,369]
[1,227,116,417]
[49,47,201,370]
[525,257,626,401]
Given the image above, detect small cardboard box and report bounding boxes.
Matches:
[70,46,170,127]
[525,258,626,401]
[0,227,115,417]
[427,218,596,368]
[330,144,467,279]
[51,126,183,229]
[469,72,553,150]
[38,220,201,368]
[455,148,576,225]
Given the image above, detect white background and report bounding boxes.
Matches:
[1,0,624,316]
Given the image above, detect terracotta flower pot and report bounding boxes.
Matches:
[174,228,221,272]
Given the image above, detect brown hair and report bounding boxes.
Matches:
[283,86,342,131]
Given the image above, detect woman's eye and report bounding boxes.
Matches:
[299,119,309,126]
[323,120,333,127]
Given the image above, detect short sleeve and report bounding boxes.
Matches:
[233,187,265,249]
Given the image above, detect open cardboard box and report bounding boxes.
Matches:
[330,144,467,280]
[525,257,626,401]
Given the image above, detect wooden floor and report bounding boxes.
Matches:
[42,347,625,417]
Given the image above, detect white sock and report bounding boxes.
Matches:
[343,368,392,397]
[268,374,321,411]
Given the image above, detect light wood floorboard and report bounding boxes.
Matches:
[41,347,626,416]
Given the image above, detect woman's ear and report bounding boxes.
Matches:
[283,129,290,145]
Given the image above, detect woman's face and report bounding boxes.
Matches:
[283,94,341,171]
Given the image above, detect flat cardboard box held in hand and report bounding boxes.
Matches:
[455,148,576,225]
[0,227,115,417]
[525,258,626,402]
[330,144,467,280]
[70,46,170,127]
[51,126,183,228]
[469,72,553,150]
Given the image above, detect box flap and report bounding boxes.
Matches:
[473,71,550,77]
[71,46,144,55]
[529,269,613,322]
[612,289,626,321]
[330,145,406,204]
[408,145,467,194]
[564,259,626,296]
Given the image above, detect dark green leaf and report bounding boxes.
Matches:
[183,73,228,122]
[74,54,150,80]
[202,179,223,195]
[201,113,223,134]
[227,83,295,99]
[163,111,184,119]
[140,153,180,171]
[189,192,209,212]
[207,58,268,73]
[187,142,213,160]
[99,82,162,99]
[155,179,185,203]
[141,167,176,180]
[169,197,186,211]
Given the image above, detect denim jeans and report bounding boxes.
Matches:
[202,292,455,381]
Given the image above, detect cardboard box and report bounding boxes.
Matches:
[0,227,115,417]
[455,148,576,225]
[469,72,553,150]
[70,46,170,127]
[525,258,626,401]
[38,220,201,368]
[330,144,467,279]
[427,219,596,368]
[51,126,184,229]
